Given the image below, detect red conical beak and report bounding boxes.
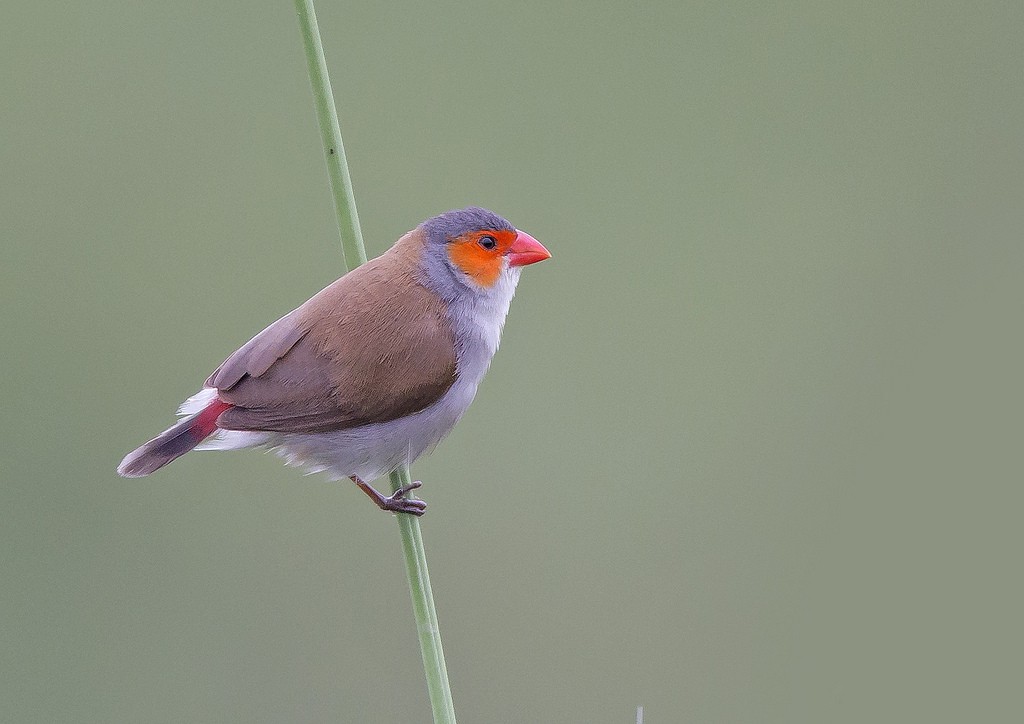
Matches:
[507,230,551,267]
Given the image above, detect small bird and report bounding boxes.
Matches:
[118,207,550,515]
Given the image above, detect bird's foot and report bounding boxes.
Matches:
[351,477,427,516]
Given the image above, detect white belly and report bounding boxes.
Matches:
[197,373,480,482]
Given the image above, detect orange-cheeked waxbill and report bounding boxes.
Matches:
[118,207,551,515]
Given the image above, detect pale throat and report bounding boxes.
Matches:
[448,263,521,380]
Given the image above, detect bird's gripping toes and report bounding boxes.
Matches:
[118,208,550,515]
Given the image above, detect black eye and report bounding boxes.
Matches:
[478,235,497,250]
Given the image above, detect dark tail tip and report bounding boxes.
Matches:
[117,416,205,477]
[118,398,231,478]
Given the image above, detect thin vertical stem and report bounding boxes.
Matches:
[390,467,457,722]
[293,2,456,722]
[293,0,366,268]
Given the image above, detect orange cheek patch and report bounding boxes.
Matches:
[448,237,505,287]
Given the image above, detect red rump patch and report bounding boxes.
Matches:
[191,398,232,441]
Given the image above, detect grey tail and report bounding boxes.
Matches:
[118,399,231,477]
[117,415,205,477]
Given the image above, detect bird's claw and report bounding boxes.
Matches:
[380,482,427,516]
[382,494,427,516]
[395,480,422,496]
[352,475,427,516]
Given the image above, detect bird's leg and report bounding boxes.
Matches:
[350,476,427,516]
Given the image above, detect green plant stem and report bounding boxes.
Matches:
[389,468,457,722]
[294,0,366,269]
[293,2,456,722]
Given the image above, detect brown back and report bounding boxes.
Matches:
[207,231,459,433]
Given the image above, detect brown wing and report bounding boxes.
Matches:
[207,233,459,433]
[205,309,309,390]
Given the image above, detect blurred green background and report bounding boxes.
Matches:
[3,1,1022,721]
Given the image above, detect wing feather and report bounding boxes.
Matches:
[205,233,458,434]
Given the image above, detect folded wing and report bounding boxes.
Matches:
[206,242,458,434]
